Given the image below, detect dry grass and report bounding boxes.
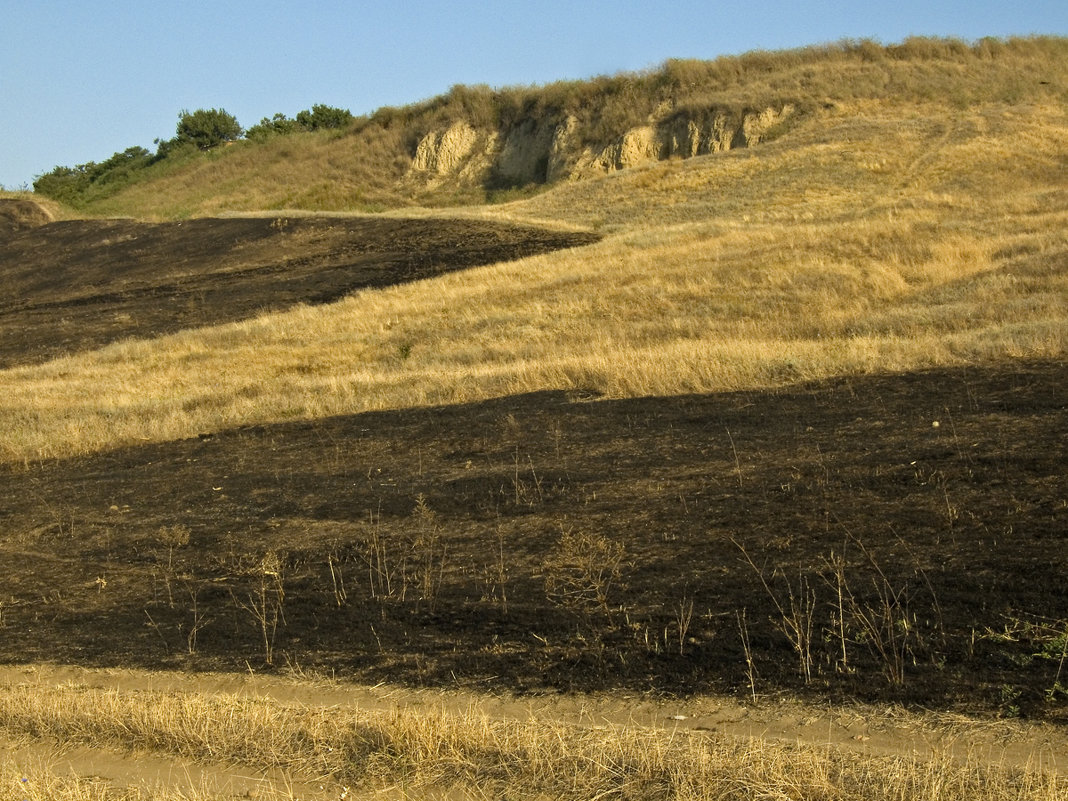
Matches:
[0,681,1064,801]
[46,36,1068,220]
[2,101,1065,463]
[0,190,79,221]
[1,756,218,801]
[81,124,416,220]
[3,756,127,801]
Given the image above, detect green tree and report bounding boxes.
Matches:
[245,112,302,140]
[294,104,354,131]
[33,146,154,205]
[33,165,83,203]
[174,108,243,150]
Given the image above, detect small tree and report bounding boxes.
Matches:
[175,108,243,150]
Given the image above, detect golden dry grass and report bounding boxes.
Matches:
[2,101,1065,463]
[0,190,78,222]
[1,680,1064,801]
[43,36,1068,219]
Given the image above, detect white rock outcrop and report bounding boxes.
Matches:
[546,116,581,181]
[496,119,556,185]
[738,104,795,147]
[408,104,795,185]
[412,121,480,175]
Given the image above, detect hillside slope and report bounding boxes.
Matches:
[1,35,1066,776]
[3,94,1065,462]
[34,36,1068,219]
[0,212,596,367]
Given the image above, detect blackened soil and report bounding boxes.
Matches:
[0,360,1064,720]
[0,215,599,366]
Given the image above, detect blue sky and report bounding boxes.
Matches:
[1,0,1065,189]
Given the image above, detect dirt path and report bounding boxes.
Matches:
[2,662,1064,795]
[3,734,340,801]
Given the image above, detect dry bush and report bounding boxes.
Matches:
[542,527,628,620]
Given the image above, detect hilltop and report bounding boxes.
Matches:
[28,35,1068,218]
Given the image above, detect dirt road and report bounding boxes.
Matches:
[1,663,1064,800]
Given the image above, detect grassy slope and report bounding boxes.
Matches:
[2,97,1065,462]
[3,39,1067,801]
[64,36,1068,219]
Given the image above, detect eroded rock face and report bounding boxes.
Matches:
[738,104,795,147]
[600,126,664,171]
[546,116,581,182]
[657,113,740,156]
[496,119,557,185]
[408,104,795,186]
[412,121,480,175]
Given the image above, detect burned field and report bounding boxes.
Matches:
[0,359,1064,720]
[0,212,598,367]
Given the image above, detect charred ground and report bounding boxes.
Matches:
[0,358,1064,720]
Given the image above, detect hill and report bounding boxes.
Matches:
[29,35,1068,218]
[4,50,1065,460]
[0,35,1066,800]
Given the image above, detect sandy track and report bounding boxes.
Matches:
[3,734,340,800]
[1,662,1064,795]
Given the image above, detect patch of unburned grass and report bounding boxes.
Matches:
[0,681,1063,801]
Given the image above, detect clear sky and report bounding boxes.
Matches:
[1,0,1065,189]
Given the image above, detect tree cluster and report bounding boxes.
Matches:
[245,104,354,140]
[34,104,354,206]
[32,145,154,206]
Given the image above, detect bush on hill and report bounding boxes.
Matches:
[173,107,244,150]
[244,112,304,140]
[296,103,354,131]
[32,145,155,207]
[246,104,355,140]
